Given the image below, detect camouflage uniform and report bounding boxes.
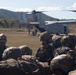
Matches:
[52,34,62,49]
[36,31,54,62]
[0,58,21,75]
[0,33,7,61]
[2,47,40,75]
[50,54,73,75]
[61,34,76,50]
[50,34,76,75]
[53,46,71,57]
[37,61,52,75]
[2,47,22,60]
[51,49,76,75]
[0,58,40,75]
[36,45,54,62]
[35,32,54,75]
[67,50,76,70]
[53,34,76,57]
[19,45,32,55]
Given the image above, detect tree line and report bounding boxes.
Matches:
[0,19,21,28]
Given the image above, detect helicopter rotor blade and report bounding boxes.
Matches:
[25,10,48,14]
[62,10,76,12]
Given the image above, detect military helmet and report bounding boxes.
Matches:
[52,35,62,48]
[61,35,69,46]
[67,50,76,59]
[68,35,76,46]
[0,33,7,43]
[2,47,21,60]
[39,31,52,42]
[50,54,72,73]
[19,45,32,55]
[61,35,76,48]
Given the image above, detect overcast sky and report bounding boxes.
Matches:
[0,0,76,19]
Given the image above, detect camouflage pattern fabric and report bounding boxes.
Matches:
[2,47,21,60]
[21,55,37,63]
[0,57,40,75]
[0,33,7,61]
[67,50,76,70]
[53,46,71,57]
[67,50,76,59]
[0,46,7,61]
[21,55,40,75]
[18,58,40,75]
[61,34,76,49]
[52,34,62,49]
[0,59,21,75]
[36,45,54,62]
[22,55,52,75]
[37,62,52,75]
[39,31,52,42]
[19,45,32,55]
[50,54,73,73]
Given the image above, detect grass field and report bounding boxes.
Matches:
[69,24,76,34]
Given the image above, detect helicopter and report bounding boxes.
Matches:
[28,10,76,34]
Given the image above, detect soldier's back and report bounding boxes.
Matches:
[36,45,54,62]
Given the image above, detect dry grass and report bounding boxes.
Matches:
[68,24,76,34]
[0,31,41,55]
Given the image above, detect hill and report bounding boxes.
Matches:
[0,9,60,24]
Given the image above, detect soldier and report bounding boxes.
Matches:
[34,28,37,36]
[51,34,62,49]
[35,31,53,62]
[50,54,73,75]
[50,34,76,75]
[28,28,31,35]
[61,34,76,50]
[0,58,21,75]
[53,34,76,57]
[35,31,53,75]
[0,33,7,61]
[67,50,76,70]
[19,45,32,55]
[2,47,40,75]
[50,49,76,75]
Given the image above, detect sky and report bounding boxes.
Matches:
[0,0,76,19]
